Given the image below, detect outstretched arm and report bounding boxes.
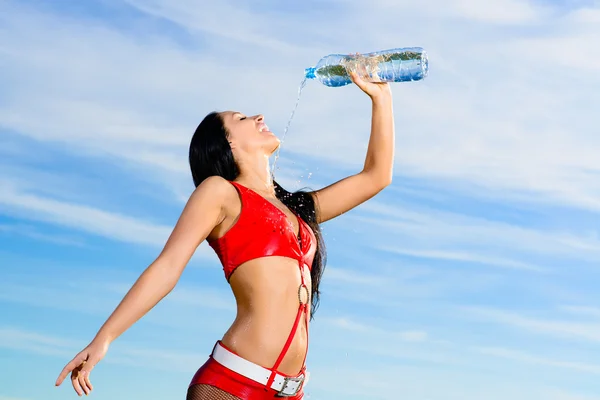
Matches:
[55,176,231,395]
[313,71,395,223]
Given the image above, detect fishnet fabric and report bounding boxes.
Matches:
[186,384,243,400]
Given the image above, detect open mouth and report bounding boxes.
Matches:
[258,123,270,133]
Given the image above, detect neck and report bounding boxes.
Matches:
[236,153,276,197]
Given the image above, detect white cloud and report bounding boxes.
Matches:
[353,200,600,263]
[104,282,235,311]
[475,346,600,375]
[462,306,600,343]
[0,326,203,373]
[0,224,87,247]
[321,316,429,342]
[541,388,600,400]
[560,305,600,319]
[323,266,388,285]
[447,0,544,24]
[0,327,76,358]
[369,0,546,24]
[379,246,547,272]
[1,0,600,215]
[0,180,216,261]
[0,276,234,327]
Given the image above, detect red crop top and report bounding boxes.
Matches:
[208,181,317,281]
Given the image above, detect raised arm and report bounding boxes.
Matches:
[55,175,231,396]
[313,71,395,223]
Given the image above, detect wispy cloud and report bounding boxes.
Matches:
[379,246,547,272]
[0,181,215,260]
[121,0,310,53]
[0,276,234,324]
[323,266,388,286]
[370,0,546,24]
[0,183,169,246]
[354,200,600,263]
[0,223,87,247]
[475,346,600,375]
[321,316,429,343]
[541,388,600,400]
[0,327,76,358]
[462,306,600,343]
[0,326,203,373]
[560,305,600,319]
[2,0,600,215]
[104,282,235,311]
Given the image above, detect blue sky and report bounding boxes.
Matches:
[1,0,600,399]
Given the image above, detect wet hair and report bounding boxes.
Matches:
[189,112,327,319]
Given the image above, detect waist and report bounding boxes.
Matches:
[221,313,309,375]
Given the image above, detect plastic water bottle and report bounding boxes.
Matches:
[304,47,429,87]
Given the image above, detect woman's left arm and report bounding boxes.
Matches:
[313,71,395,224]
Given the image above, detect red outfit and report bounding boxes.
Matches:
[189,181,317,398]
[208,181,316,280]
[189,342,307,400]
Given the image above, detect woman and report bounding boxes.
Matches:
[55,71,394,399]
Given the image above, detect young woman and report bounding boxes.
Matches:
[55,71,395,399]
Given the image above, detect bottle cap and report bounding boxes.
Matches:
[304,67,316,79]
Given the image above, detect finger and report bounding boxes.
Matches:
[81,354,101,393]
[349,71,362,83]
[78,370,91,395]
[350,71,368,89]
[71,371,85,396]
[372,70,382,83]
[56,355,85,386]
[84,372,94,393]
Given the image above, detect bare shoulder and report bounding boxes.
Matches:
[157,176,237,270]
[190,176,236,204]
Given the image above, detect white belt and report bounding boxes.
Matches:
[211,341,309,397]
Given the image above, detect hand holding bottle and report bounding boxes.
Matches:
[55,338,110,396]
[349,65,392,101]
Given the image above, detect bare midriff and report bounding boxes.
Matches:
[220,256,312,376]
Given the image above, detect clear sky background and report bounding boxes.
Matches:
[1,0,600,399]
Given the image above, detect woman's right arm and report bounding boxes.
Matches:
[55,176,232,396]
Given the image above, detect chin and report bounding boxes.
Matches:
[266,136,281,155]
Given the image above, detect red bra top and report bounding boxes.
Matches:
[208,181,317,281]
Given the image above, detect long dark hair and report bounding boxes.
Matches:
[189,112,327,319]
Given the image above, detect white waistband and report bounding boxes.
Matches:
[211,341,309,396]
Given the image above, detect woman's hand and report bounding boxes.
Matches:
[349,69,392,101]
[55,339,109,396]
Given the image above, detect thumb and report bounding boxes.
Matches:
[56,351,88,386]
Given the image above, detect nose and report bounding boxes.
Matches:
[255,114,264,122]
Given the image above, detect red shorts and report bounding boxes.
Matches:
[189,349,306,399]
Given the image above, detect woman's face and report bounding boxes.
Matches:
[220,111,280,156]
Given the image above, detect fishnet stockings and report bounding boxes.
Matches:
[186,384,242,400]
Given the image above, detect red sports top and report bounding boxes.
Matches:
[208,181,317,281]
[207,180,317,383]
